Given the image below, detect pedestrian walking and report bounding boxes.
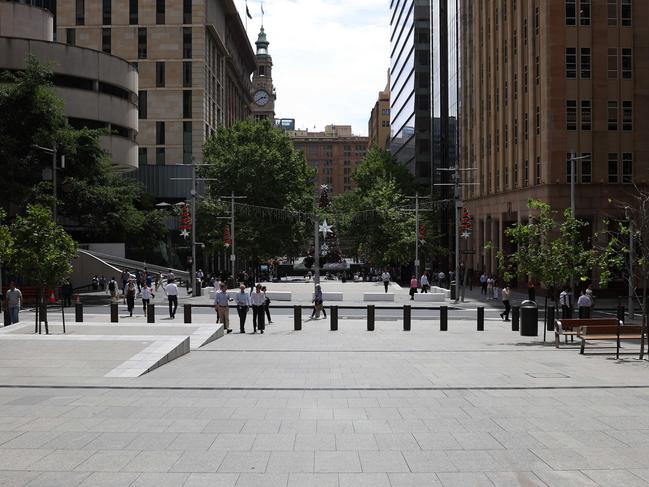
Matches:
[409,275,418,300]
[438,271,446,289]
[420,272,430,293]
[121,269,129,293]
[124,279,136,317]
[5,282,22,324]
[381,270,391,293]
[61,279,73,307]
[99,275,106,292]
[141,282,153,315]
[262,285,273,323]
[577,290,593,318]
[251,284,266,333]
[311,284,327,319]
[234,284,250,333]
[500,285,512,321]
[166,278,179,319]
[135,269,142,293]
[486,276,494,300]
[214,283,232,333]
[108,277,117,299]
[560,287,571,319]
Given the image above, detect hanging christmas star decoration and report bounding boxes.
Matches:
[461,230,471,239]
[179,204,192,239]
[320,184,329,191]
[180,229,190,239]
[319,219,333,238]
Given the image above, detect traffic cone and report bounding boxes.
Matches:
[49,290,56,303]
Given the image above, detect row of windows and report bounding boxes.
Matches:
[138,91,192,120]
[566,47,632,80]
[489,157,541,191]
[566,0,632,27]
[78,0,193,26]
[565,152,632,184]
[138,121,193,165]
[566,100,632,131]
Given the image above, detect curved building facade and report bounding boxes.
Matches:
[0,3,138,170]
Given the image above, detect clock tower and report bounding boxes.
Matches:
[250,26,276,121]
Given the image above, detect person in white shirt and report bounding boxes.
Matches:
[560,287,571,318]
[438,271,446,288]
[250,284,266,333]
[500,286,511,321]
[214,283,232,333]
[234,285,251,333]
[141,282,154,316]
[165,278,179,318]
[381,271,391,293]
[420,273,429,293]
[577,290,593,318]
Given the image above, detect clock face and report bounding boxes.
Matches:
[254,90,270,106]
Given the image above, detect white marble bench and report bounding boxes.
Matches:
[363,292,395,302]
[265,291,292,301]
[414,293,446,302]
[313,292,343,301]
[430,287,451,298]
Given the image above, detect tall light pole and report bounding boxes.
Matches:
[626,206,635,319]
[568,152,590,307]
[32,145,64,223]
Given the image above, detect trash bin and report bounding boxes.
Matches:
[520,300,538,336]
[195,284,202,297]
[450,281,456,300]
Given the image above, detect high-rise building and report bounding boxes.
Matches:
[250,26,276,121]
[389,0,433,185]
[55,0,256,198]
[368,72,390,150]
[460,0,649,274]
[290,125,368,196]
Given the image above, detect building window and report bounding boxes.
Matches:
[566,100,577,130]
[581,100,591,130]
[535,157,541,185]
[608,153,618,183]
[565,0,576,25]
[580,0,591,25]
[566,48,577,78]
[566,154,573,183]
[66,28,75,45]
[183,122,192,164]
[608,101,618,130]
[535,55,540,84]
[129,0,138,24]
[183,61,192,87]
[535,6,540,35]
[622,48,633,79]
[156,121,165,145]
[102,28,111,53]
[608,0,617,25]
[622,153,633,183]
[102,0,111,24]
[608,48,617,79]
[513,161,519,189]
[138,28,147,59]
[581,154,592,183]
[138,147,147,166]
[183,0,192,24]
[156,0,165,24]
[524,112,529,140]
[183,27,192,59]
[621,0,632,26]
[622,101,633,130]
[155,62,165,87]
[138,91,147,119]
[183,91,192,118]
[156,148,165,165]
[75,0,84,25]
[523,159,529,187]
[536,106,540,134]
[580,48,591,79]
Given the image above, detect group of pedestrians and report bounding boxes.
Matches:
[214,282,272,334]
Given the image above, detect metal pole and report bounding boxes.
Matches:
[231,191,236,277]
[314,215,320,290]
[191,166,197,296]
[52,148,57,223]
[415,192,420,279]
[454,168,460,304]
[570,151,576,309]
[629,212,635,319]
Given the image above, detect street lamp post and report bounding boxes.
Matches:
[568,152,590,308]
[626,206,635,319]
[32,145,64,222]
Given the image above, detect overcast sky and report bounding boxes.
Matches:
[234,0,390,136]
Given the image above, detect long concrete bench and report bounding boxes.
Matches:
[430,286,451,298]
[313,292,343,301]
[363,292,395,302]
[265,291,292,301]
[414,293,446,302]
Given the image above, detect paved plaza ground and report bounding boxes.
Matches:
[1,282,649,486]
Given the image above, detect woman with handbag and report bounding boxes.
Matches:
[124,279,136,317]
[261,285,273,324]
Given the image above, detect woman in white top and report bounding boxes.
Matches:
[141,283,153,315]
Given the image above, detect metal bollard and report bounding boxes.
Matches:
[617,305,625,324]
[184,304,192,324]
[512,306,520,331]
[75,303,83,323]
[110,302,118,323]
[330,306,338,331]
[403,305,411,331]
[294,305,302,331]
[440,306,448,331]
[367,305,375,331]
[477,306,484,331]
[147,304,155,324]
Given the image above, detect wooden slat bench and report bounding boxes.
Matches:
[554,318,621,348]
[578,324,643,358]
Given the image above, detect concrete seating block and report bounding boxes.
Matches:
[430,287,451,298]
[313,292,343,301]
[363,292,395,302]
[265,291,292,301]
[414,293,446,302]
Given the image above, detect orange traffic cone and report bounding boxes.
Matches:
[49,290,56,303]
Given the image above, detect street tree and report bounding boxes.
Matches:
[201,120,315,267]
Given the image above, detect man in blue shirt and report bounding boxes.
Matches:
[214,283,232,333]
